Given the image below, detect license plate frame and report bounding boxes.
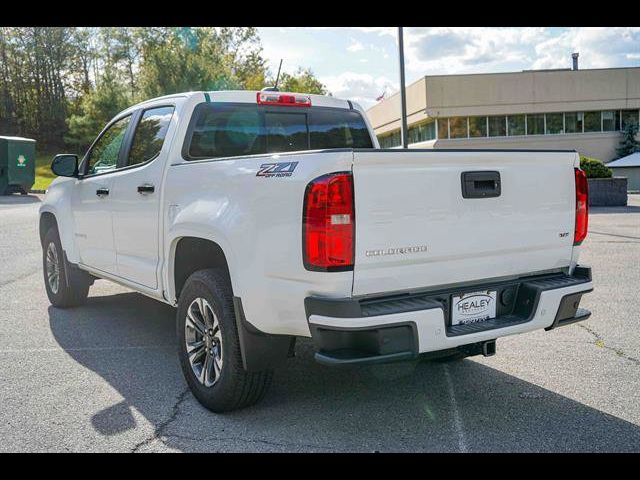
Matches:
[451,289,498,326]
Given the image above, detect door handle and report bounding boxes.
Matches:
[96,187,109,197]
[137,184,155,194]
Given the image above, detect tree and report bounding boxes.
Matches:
[65,70,130,151]
[136,27,267,99]
[0,27,324,154]
[616,122,640,158]
[0,27,79,149]
[104,27,142,100]
[276,68,327,95]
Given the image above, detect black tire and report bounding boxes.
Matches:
[42,226,91,308]
[176,268,273,413]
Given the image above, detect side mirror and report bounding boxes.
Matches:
[51,154,79,178]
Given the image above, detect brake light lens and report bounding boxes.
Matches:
[574,168,589,245]
[303,172,354,271]
[257,91,311,107]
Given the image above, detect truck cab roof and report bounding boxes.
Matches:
[122,90,358,116]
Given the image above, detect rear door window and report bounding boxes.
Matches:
[185,103,373,160]
[127,106,175,167]
[85,115,131,175]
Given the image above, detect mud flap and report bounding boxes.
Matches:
[233,296,294,372]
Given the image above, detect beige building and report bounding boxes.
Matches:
[366,65,640,162]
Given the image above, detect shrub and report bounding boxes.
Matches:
[580,155,612,178]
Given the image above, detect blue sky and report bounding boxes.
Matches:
[257,27,640,109]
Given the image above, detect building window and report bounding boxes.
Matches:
[526,114,544,135]
[437,118,449,139]
[375,108,633,145]
[622,109,639,130]
[378,130,401,148]
[507,115,525,136]
[488,116,506,137]
[408,121,436,144]
[545,113,564,134]
[469,116,487,137]
[565,112,583,133]
[583,111,601,133]
[449,117,468,139]
[602,111,620,132]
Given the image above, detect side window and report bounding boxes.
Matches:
[127,106,175,167]
[85,115,131,175]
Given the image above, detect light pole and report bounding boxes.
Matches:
[398,27,409,149]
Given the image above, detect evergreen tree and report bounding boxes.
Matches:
[615,122,640,158]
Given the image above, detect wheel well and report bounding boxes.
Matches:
[173,237,231,301]
[39,212,57,247]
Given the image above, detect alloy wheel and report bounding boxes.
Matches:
[185,297,223,387]
[45,242,60,295]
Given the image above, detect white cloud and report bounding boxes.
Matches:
[397,27,640,75]
[258,27,640,110]
[351,27,396,37]
[347,39,365,52]
[402,27,548,75]
[321,72,398,109]
[532,27,640,70]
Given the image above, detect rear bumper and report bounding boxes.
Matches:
[305,266,593,366]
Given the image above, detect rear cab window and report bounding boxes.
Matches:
[183,103,374,160]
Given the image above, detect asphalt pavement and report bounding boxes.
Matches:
[0,193,638,452]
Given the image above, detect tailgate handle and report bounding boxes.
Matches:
[461,171,501,199]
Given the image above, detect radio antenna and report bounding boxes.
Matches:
[274,59,283,89]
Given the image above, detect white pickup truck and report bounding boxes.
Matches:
[39,90,593,412]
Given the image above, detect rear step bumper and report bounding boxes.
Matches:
[305,266,593,366]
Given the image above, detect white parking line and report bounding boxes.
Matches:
[443,363,468,453]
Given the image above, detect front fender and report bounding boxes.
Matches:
[39,179,79,263]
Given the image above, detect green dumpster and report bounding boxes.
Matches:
[0,136,36,195]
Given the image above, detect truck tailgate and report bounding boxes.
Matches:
[352,149,578,297]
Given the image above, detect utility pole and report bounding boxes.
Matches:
[398,27,409,149]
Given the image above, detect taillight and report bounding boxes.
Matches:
[574,168,589,245]
[303,172,354,271]
[256,91,311,107]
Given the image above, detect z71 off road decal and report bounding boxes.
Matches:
[256,161,298,178]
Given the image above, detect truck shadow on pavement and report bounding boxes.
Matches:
[48,290,640,452]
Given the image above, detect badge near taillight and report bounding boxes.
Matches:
[574,168,589,245]
[303,172,354,271]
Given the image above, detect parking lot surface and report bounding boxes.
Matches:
[0,193,639,452]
